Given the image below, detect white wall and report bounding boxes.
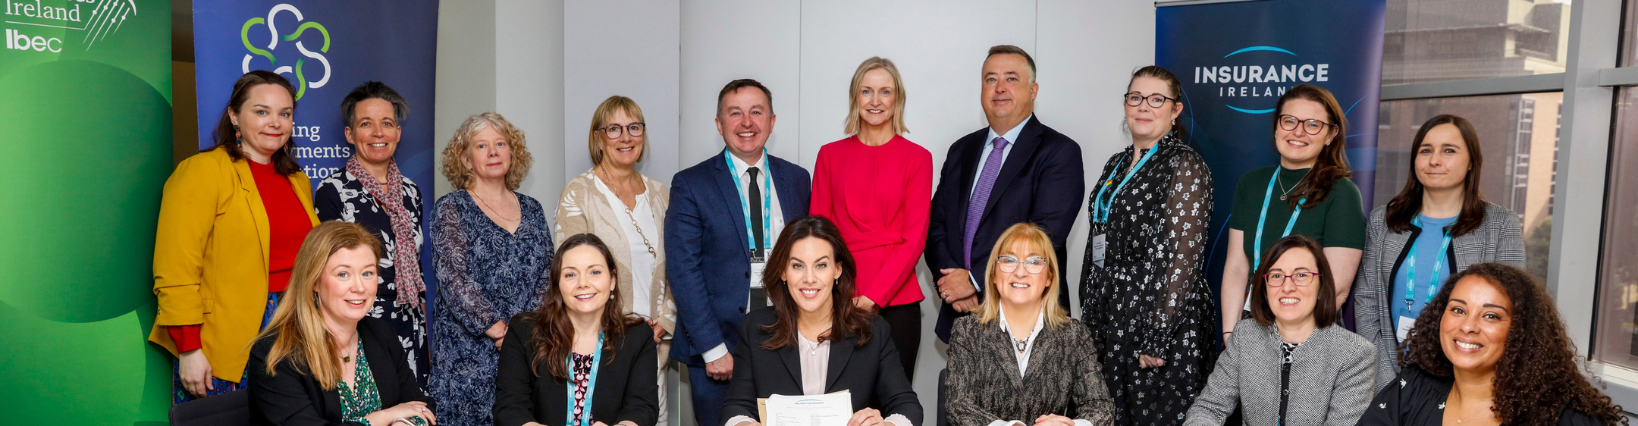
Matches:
[564,0,682,185]
[439,0,1156,422]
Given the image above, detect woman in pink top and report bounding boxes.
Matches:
[810,56,933,378]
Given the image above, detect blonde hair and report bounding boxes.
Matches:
[975,223,1069,329]
[255,221,384,390]
[441,112,533,191]
[843,57,909,135]
[587,96,648,167]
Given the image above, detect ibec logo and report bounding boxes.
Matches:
[241,4,330,100]
[5,28,62,52]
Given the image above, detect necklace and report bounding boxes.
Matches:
[1276,172,1298,201]
[597,168,657,258]
[473,190,519,222]
[1014,337,1028,353]
[1449,397,1492,424]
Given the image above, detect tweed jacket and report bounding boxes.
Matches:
[1352,202,1523,391]
[554,169,676,335]
[1184,320,1375,426]
[944,315,1115,426]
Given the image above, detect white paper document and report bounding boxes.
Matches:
[762,392,853,426]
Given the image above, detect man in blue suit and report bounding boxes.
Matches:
[666,78,811,426]
[928,45,1086,342]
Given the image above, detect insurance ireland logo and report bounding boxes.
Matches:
[241,4,330,100]
[4,0,137,53]
[1191,46,1330,114]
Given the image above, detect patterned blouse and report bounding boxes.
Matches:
[339,339,381,425]
[570,352,595,426]
[1078,133,1216,425]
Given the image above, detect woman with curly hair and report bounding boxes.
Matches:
[430,112,555,426]
[1357,263,1625,425]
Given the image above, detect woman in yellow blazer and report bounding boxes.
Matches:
[149,71,320,404]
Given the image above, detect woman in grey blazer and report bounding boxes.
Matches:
[1352,115,1524,391]
[945,224,1115,426]
[1186,236,1375,426]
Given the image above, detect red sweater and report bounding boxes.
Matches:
[810,135,933,307]
[169,160,312,352]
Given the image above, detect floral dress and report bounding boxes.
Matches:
[315,167,429,387]
[429,190,554,426]
[1078,134,1216,425]
[340,339,383,424]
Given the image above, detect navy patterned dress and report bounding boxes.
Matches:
[429,189,553,426]
[1078,134,1216,425]
[314,168,430,387]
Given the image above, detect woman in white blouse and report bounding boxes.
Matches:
[555,95,676,425]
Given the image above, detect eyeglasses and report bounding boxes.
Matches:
[1264,271,1321,286]
[601,123,646,139]
[1278,115,1335,136]
[1124,92,1177,108]
[997,255,1049,274]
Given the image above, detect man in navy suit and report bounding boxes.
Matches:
[927,45,1086,342]
[666,78,811,426]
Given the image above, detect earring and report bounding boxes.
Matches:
[1171,119,1176,125]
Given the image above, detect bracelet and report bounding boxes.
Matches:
[393,418,412,426]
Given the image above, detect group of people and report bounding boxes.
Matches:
[148,44,1627,426]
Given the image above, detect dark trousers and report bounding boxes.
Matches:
[688,361,730,426]
[877,303,922,381]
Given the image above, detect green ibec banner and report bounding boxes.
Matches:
[0,0,173,424]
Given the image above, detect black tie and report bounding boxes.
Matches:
[748,166,765,260]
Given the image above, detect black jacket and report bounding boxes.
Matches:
[722,308,923,425]
[493,312,659,426]
[926,116,1085,342]
[248,316,432,426]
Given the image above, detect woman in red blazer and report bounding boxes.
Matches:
[810,56,933,378]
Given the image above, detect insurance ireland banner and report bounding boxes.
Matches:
[0,0,173,424]
[192,0,440,291]
[1157,0,1385,300]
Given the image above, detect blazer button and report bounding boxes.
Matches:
[739,307,747,313]
[745,272,751,278]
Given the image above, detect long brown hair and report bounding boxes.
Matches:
[255,221,383,390]
[209,70,302,175]
[1248,235,1339,328]
[529,233,643,381]
[1271,84,1352,209]
[759,216,874,350]
[1403,264,1627,425]
[1384,114,1488,236]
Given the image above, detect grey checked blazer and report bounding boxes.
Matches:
[1352,202,1524,391]
[1184,320,1375,426]
[943,315,1115,426]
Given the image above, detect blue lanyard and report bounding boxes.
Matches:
[725,149,773,259]
[1252,169,1305,270]
[566,332,605,426]
[1403,216,1454,307]
[1091,143,1160,223]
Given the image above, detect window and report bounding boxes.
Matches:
[1383,0,1570,85]
[1593,87,1638,370]
[1374,93,1563,281]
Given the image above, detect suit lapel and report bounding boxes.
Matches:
[235,160,272,268]
[710,155,752,258]
[770,158,803,222]
[824,336,854,392]
[995,326,1025,388]
[954,134,983,229]
[1019,324,1048,384]
[980,118,1044,225]
[778,344,803,389]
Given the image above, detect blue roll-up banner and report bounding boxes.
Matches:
[191,1,440,294]
[1156,0,1385,314]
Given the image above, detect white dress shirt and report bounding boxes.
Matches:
[591,176,658,318]
[705,150,786,363]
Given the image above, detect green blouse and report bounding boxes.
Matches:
[339,339,382,425]
[1228,166,1367,267]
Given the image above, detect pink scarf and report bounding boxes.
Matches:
[346,157,425,309]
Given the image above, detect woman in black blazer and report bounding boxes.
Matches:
[248,221,436,426]
[493,233,659,426]
[722,216,923,426]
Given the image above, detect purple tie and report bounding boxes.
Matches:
[963,137,1009,269]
